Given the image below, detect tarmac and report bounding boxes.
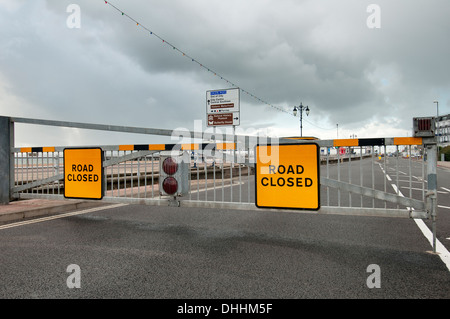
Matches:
[1,161,450,225]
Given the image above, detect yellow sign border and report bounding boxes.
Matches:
[63,147,104,200]
[255,143,320,211]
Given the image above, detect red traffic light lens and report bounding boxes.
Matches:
[162,176,178,195]
[162,157,178,175]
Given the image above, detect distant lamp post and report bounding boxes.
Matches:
[293,102,310,137]
[434,100,439,157]
[434,100,439,134]
[350,134,357,155]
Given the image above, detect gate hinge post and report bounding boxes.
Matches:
[0,116,13,204]
[425,190,437,220]
[424,142,438,253]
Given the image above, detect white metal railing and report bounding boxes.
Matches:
[12,142,429,214]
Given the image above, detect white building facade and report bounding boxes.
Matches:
[436,113,450,148]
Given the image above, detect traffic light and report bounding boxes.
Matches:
[159,151,190,197]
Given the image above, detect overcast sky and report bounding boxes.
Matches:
[1,0,449,147]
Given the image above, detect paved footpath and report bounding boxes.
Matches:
[0,198,105,224]
[438,161,450,169]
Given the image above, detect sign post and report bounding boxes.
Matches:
[255,143,320,210]
[206,88,240,127]
[64,148,104,200]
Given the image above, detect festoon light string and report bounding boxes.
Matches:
[102,0,292,115]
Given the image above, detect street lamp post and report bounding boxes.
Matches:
[434,100,439,134]
[434,100,439,158]
[350,134,357,155]
[293,102,310,137]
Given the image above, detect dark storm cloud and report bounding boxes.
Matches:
[1,0,449,145]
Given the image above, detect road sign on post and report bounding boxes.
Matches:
[255,143,320,210]
[206,88,240,127]
[64,148,104,200]
[207,113,239,126]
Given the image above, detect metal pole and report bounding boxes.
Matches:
[9,119,14,201]
[434,101,439,159]
[434,100,439,122]
[426,143,438,253]
[0,116,12,204]
[300,105,303,137]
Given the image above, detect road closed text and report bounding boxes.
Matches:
[66,164,100,182]
[260,164,313,187]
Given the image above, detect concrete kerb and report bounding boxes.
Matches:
[0,199,107,225]
[437,161,450,169]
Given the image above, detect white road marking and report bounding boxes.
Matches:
[0,203,127,230]
[383,170,450,271]
[400,186,447,194]
[413,218,450,271]
[189,181,246,194]
[391,184,400,194]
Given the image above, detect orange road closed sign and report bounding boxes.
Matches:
[64,148,104,200]
[255,143,320,210]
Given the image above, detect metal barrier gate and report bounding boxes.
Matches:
[0,116,439,250]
